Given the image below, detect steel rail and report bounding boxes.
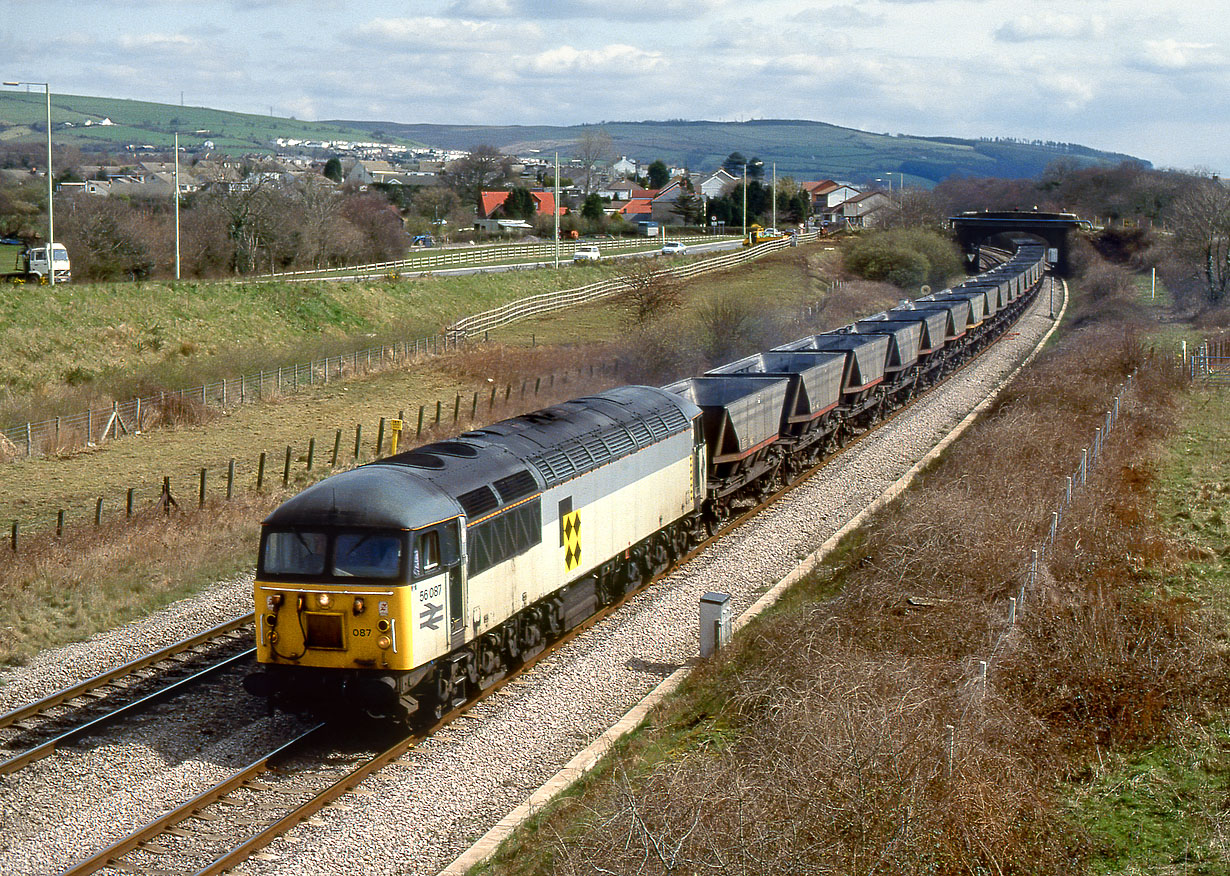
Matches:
[55,724,328,876]
[0,613,254,732]
[0,648,254,775]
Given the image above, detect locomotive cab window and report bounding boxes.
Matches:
[262,530,327,575]
[416,530,440,575]
[333,533,404,579]
[413,519,461,580]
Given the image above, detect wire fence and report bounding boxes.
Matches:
[945,369,1138,772]
[448,234,814,339]
[268,233,738,281]
[1189,338,1229,385]
[0,233,820,461]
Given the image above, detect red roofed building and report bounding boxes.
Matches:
[615,197,653,216]
[478,190,562,219]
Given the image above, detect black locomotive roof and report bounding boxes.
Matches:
[262,385,699,531]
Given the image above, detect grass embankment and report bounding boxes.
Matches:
[0,262,635,425]
[474,278,1230,874]
[0,242,876,666]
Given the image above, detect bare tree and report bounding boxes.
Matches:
[440,145,513,206]
[574,126,615,194]
[616,260,683,326]
[1168,175,1230,305]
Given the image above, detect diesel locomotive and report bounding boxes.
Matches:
[246,243,1048,721]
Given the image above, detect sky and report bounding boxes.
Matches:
[2,0,1226,174]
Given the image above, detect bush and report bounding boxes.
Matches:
[844,228,962,291]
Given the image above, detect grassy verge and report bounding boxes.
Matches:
[0,261,640,424]
[1067,383,1230,874]
[473,274,1227,875]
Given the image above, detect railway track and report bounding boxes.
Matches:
[47,273,1047,876]
[0,615,254,776]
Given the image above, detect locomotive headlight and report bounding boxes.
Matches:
[317,593,332,609]
[377,635,392,650]
[269,630,279,644]
[353,597,366,616]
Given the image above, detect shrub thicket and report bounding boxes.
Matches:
[843,228,963,291]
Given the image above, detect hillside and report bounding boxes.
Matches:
[335,118,1146,184]
[0,91,422,154]
[0,90,1143,183]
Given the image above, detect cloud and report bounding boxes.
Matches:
[356,16,541,53]
[1140,38,1219,70]
[449,0,730,19]
[995,13,1105,42]
[520,44,666,76]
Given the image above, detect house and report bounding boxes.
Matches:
[612,156,638,177]
[477,190,561,219]
[802,181,861,211]
[817,191,890,228]
[699,169,739,199]
[613,197,653,218]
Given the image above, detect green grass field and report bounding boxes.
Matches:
[0,90,421,153]
[0,261,646,423]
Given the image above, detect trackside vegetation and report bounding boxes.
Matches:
[472,265,1230,875]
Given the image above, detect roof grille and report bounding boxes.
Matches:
[493,469,538,503]
[457,486,500,518]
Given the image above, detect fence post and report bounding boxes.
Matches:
[945,725,955,778]
[127,488,135,518]
[26,422,31,457]
[57,510,65,537]
[1080,449,1088,486]
[435,401,442,426]
[354,424,362,460]
[471,392,478,419]
[453,394,461,423]
[332,429,342,467]
[199,468,207,508]
[417,406,425,438]
[257,452,266,492]
[1066,475,1073,505]
[1008,596,1017,625]
[376,418,386,457]
[10,521,16,553]
[95,497,103,526]
[283,446,292,486]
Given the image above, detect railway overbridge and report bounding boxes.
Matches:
[951,210,1088,276]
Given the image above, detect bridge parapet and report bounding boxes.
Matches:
[950,210,1088,276]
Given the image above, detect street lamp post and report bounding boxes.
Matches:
[4,80,53,284]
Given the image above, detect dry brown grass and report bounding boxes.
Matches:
[487,275,1218,876]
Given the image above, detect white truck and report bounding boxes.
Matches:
[3,243,71,283]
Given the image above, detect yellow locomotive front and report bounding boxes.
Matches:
[245,464,468,719]
[255,528,414,671]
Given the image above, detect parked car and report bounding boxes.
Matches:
[573,245,601,263]
[660,241,688,256]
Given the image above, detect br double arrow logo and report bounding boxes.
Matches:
[419,601,443,630]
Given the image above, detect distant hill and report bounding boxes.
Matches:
[0,91,422,154]
[0,90,1143,184]
[336,118,1146,185]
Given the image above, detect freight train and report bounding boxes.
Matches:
[245,243,1049,721]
